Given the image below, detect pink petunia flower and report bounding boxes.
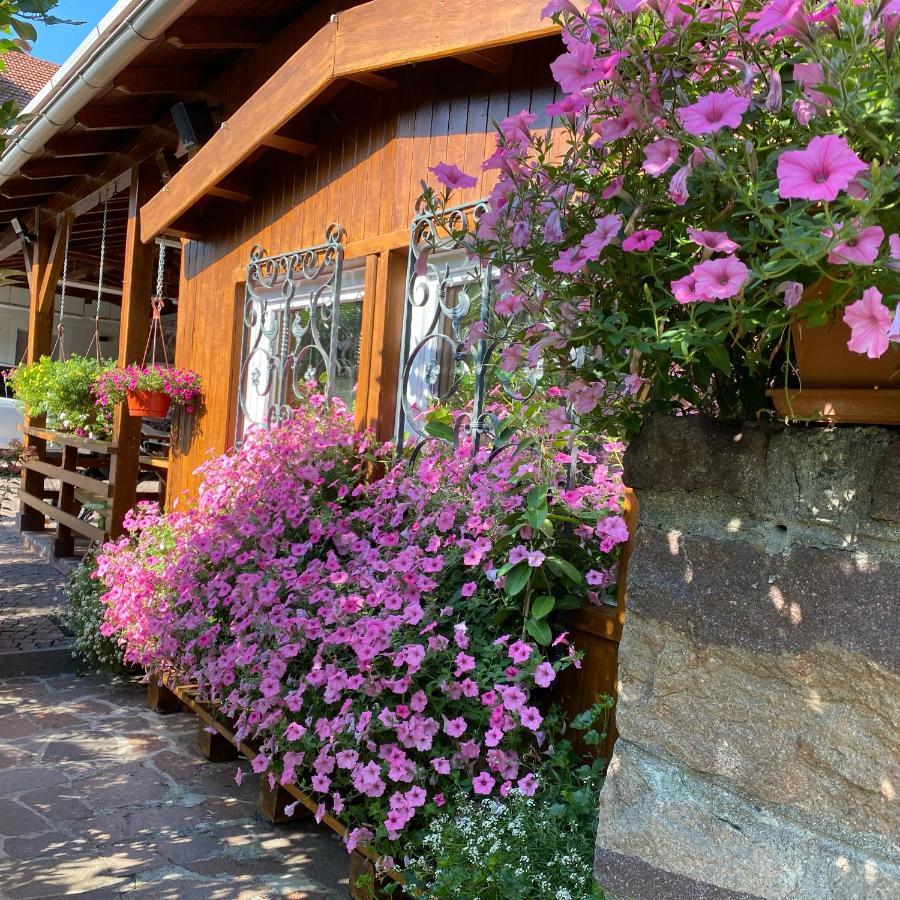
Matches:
[888,305,900,344]
[622,229,662,252]
[582,214,622,259]
[517,773,539,797]
[642,137,681,177]
[429,162,477,190]
[777,281,804,309]
[844,287,892,359]
[550,41,605,93]
[748,0,807,38]
[472,772,496,795]
[508,640,533,664]
[676,90,750,135]
[670,272,704,304]
[533,661,556,688]
[668,163,692,205]
[793,63,831,108]
[827,225,884,266]
[692,256,750,300]
[887,234,900,272]
[687,228,739,254]
[777,135,867,202]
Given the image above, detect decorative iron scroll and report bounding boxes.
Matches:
[236,225,346,442]
[395,199,541,458]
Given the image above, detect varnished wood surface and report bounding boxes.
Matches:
[167,43,560,502]
[139,0,559,241]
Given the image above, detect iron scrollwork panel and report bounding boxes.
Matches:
[395,200,541,458]
[236,226,346,442]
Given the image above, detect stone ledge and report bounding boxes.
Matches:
[596,741,900,900]
[626,528,899,671]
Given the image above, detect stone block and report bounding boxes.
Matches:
[870,435,900,525]
[615,612,899,844]
[623,415,771,502]
[595,742,900,900]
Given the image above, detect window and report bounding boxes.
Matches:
[237,253,363,439]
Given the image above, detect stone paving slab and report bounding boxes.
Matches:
[0,674,349,898]
[0,505,73,676]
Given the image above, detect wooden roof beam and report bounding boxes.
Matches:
[140,0,559,242]
[45,132,130,158]
[207,173,251,203]
[114,67,211,97]
[453,46,514,74]
[345,71,397,93]
[260,132,317,156]
[21,158,92,180]
[76,105,162,131]
[165,17,270,50]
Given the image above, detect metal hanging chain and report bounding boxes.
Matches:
[86,195,110,362]
[50,218,72,362]
[142,242,170,368]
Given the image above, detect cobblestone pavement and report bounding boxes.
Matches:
[0,516,72,660]
[0,674,350,898]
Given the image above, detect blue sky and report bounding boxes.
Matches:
[31,0,112,65]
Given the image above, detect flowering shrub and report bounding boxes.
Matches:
[64,554,131,674]
[8,355,115,438]
[97,389,628,859]
[425,0,899,429]
[404,704,610,899]
[93,364,202,412]
[0,438,35,511]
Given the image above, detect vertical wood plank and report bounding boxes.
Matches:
[109,167,160,538]
[20,213,68,533]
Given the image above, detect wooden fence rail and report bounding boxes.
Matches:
[18,426,116,557]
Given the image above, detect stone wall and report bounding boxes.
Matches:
[595,416,900,900]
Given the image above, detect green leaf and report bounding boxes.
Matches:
[531,595,555,619]
[527,484,548,509]
[525,617,552,645]
[425,420,455,442]
[546,555,582,585]
[503,562,530,598]
[526,504,547,531]
[10,18,36,41]
[705,344,732,375]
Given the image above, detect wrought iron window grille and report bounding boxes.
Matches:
[396,198,542,462]
[236,225,348,444]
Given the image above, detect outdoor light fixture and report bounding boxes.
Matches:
[10,217,36,244]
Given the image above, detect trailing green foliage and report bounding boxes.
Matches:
[64,554,128,673]
[403,702,612,900]
[8,355,116,438]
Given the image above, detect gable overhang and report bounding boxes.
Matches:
[139,0,559,242]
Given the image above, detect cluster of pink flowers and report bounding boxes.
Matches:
[426,0,899,426]
[92,365,202,412]
[96,389,628,855]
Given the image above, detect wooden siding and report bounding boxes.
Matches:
[168,41,561,504]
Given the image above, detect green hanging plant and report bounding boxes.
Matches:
[7,354,116,439]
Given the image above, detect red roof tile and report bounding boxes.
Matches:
[0,51,58,108]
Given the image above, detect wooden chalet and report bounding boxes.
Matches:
[1,0,624,760]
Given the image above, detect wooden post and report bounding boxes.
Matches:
[19,213,71,533]
[355,249,407,443]
[108,167,160,538]
[52,444,78,557]
[197,721,238,762]
[257,777,304,825]
[146,673,181,713]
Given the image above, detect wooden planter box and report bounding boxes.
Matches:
[147,673,406,898]
[557,488,639,759]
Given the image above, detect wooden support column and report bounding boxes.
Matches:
[19,213,71,532]
[355,250,408,443]
[108,168,160,538]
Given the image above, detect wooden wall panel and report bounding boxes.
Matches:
[168,42,560,504]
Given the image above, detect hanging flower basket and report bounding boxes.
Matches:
[126,389,171,419]
[93,365,202,419]
[769,283,900,425]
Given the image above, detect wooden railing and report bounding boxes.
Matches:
[18,426,171,557]
[18,426,115,556]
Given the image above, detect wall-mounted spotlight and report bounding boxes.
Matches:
[10,217,36,244]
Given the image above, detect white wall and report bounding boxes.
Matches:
[0,284,121,367]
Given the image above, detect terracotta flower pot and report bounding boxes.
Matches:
[127,390,171,418]
[769,283,900,425]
